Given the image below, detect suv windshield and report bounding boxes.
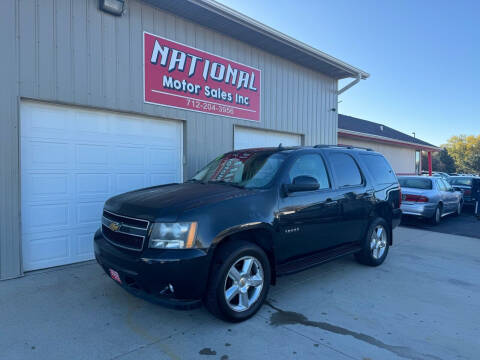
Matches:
[398,177,433,190]
[191,150,285,189]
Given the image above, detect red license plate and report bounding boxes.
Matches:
[109,269,122,284]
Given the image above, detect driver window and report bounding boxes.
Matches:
[289,154,330,189]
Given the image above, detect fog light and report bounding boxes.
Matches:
[99,0,125,16]
[168,284,174,293]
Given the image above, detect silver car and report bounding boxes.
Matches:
[398,176,463,225]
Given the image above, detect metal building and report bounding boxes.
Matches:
[338,115,439,175]
[0,0,368,279]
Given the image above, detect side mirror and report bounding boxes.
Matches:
[284,176,319,193]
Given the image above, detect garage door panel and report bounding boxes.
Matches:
[76,173,110,196]
[75,111,109,135]
[113,146,146,168]
[149,148,179,169]
[23,104,69,137]
[24,140,70,168]
[77,202,105,225]
[234,127,301,150]
[22,203,69,230]
[21,101,183,271]
[76,144,109,167]
[151,173,180,185]
[115,173,146,193]
[76,233,95,256]
[24,233,70,264]
[23,173,69,199]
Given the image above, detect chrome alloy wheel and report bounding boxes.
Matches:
[370,225,387,260]
[224,256,264,312]
[435,207,441,223]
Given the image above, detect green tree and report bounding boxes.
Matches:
[444,135,480,174]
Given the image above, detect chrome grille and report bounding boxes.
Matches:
[101,210,150,251]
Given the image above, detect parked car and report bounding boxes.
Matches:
[447,176,480,205]
[421,171,450,180]
[399,176,463,224]
[94,145,402,322]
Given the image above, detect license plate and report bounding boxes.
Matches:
[109,268,122,284]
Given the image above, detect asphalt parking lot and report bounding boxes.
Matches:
[1,226,479,360]
[401,205,480,239]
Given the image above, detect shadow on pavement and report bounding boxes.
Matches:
[400,205,480,239]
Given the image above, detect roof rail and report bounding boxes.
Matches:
[313,144,373,151]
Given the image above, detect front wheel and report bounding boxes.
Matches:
[355,218,390,266]
[204,240,271,322]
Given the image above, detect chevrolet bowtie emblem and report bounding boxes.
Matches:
[109,222,122,232]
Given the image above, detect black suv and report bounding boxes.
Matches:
[94,146,402,322]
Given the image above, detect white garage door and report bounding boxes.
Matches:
[234,127,302,150]
[20,101,183,271]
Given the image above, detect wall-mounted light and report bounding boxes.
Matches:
[99,0,126,16]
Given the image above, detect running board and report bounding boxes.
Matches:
[276,244,362,276]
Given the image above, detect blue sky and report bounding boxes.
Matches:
[216,0,479,146]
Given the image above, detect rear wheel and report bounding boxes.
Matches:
[204,240,271,322]
[430,205,442,225]
[355,218,390,266]
[455,201,463,216]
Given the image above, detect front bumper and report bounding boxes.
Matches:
[401,203,437,218]
[94,229,212,309]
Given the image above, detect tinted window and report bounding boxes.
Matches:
[449,177,473,186]
[361,154,397,184]
[398,177,433,190]
[289,154,330,189]
[329,153,363,187]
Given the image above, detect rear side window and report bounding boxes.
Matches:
[329,153,363,187]
[437,179,447,191]
[442,179,453,191]
[360,154,397,185]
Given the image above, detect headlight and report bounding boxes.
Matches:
[149,222,198,249]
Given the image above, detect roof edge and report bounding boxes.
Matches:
[338,129,441,151]
[186,0,369,79]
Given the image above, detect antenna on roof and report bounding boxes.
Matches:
[278,143,283,149]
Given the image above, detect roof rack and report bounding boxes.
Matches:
[313,144,373,151]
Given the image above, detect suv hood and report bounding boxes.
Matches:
[104,182,254,221]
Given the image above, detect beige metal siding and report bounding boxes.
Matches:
[1,0,22,279]
[338,136,417,175]
[2,0,338,278]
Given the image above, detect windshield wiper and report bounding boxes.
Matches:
[207,180,244,188]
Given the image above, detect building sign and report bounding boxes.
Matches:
[144,32,261,122]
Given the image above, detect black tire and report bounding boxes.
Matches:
[454,201,463,217]
[355,218,390,267]
[430,205,442,225]
[204,240,271,322]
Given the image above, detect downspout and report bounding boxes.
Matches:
[337,73,362,95]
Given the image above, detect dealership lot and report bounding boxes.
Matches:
[401,206,480,239]
[1,226,479,360]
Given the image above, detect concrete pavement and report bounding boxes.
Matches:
[1,226,479,360]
